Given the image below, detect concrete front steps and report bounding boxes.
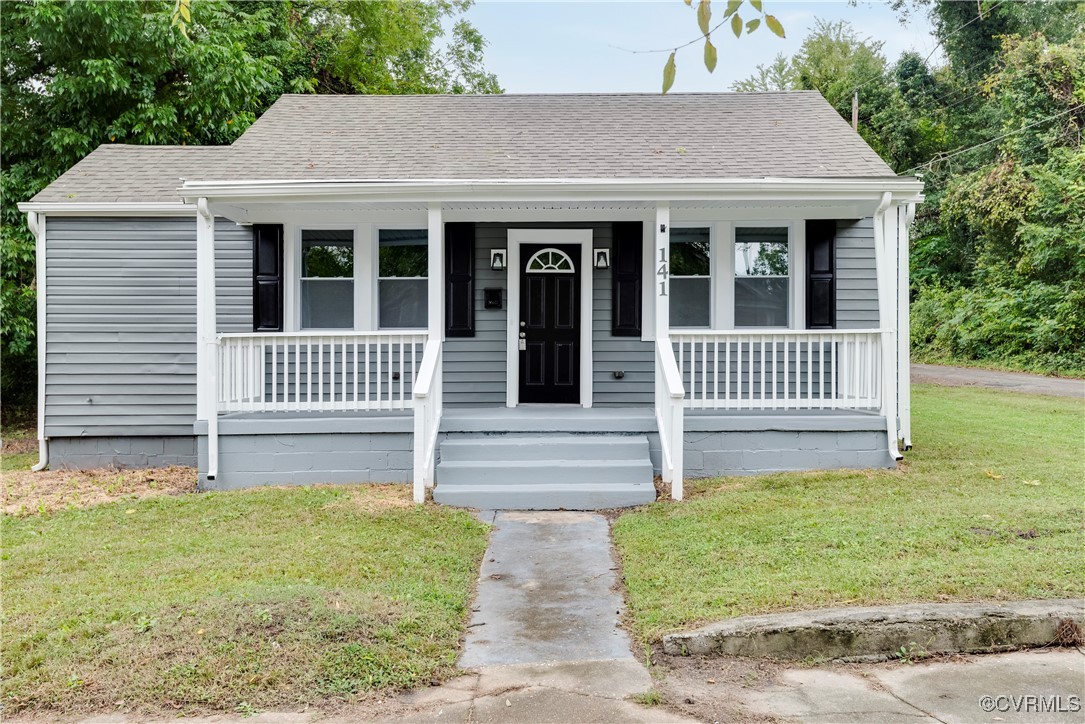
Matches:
[433,434,656,510]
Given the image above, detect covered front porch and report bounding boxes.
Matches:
[186,178,921,504]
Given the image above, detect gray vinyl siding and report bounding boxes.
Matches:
[441,222,654,407]
[835,218,880,329]
[44,216,250,437]
[442,224,509,406]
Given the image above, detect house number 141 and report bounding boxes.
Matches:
[657,248,668,296]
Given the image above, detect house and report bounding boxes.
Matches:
[19,93,923,509]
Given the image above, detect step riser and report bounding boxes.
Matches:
[437,461,653,487]
[439,438,649,463]
[434,486,656,510]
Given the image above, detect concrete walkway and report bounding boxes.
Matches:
[392,510,692,723]
[912,363,1084,398]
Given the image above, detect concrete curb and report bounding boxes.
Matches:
[662,599,1085,661]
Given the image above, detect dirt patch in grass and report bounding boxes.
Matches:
[646,648,783,723]
[2,466,197,516]
[320,484,415,513]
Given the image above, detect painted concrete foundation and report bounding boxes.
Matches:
[48,436,197,470]
[195,413,413,489]
[684,413,895,476]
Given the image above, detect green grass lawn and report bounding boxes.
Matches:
[614,384,1085,642]
[2,486,489,716]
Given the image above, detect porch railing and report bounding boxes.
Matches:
[217,331,428,413]
[672,330,883,411]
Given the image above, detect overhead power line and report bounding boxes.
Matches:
[908,103,1085,174]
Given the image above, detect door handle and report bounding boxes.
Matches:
[519,332,526,338]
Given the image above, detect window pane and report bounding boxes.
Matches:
[670,277,711,327]
[670,227,711,276]
[379,229,428,277]
[735,277,788,327]
[301,279,354,329]
[735,227,788,276]
[302,230,354,278]
[379,279,428,328]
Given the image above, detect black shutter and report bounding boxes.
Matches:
[445,222,475,337]
[805,219,836,329]
[252,224,284,332]
[611,222,643,337]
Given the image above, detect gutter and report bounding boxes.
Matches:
[26,211,48,472]
[177,176,926,205]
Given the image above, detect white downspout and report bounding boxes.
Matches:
[28,212,48,471]
[195,199,218,480]
[899,203,915,450]
[872,191,902,461]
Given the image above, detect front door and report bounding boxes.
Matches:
[518,244,580,404]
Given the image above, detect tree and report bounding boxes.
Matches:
[0,0,499,409]
[729,54,794,92]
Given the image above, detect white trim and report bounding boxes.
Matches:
[525,247,576,273]
[17,202,192,215]
[177,177,924,205]
[505,228,594,408]
[714,221,734,329]
[28,212,48,471]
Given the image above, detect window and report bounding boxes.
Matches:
[378,229,428,328]
[301,229,354,329]
[669,227,711,328]
[734,226,789,327]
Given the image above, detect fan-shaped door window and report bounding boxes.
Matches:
[525,248,575,273]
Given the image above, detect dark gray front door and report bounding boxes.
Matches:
[519,244,580,404]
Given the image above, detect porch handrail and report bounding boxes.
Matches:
[672,329,883,411]
[412,339,442,504]
[655,336,685,501]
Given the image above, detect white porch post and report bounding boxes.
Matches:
[195,199,219,480]
[872,192,902,461]
[427,203,445,345]
[898,203,914,449]
[411,203,444,501]
[654,202,684,499]
[654,203,671,341]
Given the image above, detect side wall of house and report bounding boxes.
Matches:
[835,218,880,329]
[442,222,655,407]
[45,216,250,469]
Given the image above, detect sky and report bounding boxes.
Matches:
[463,0,939,94]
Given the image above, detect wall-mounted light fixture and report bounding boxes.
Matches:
[593,248,610,270]
[490,249,505,272]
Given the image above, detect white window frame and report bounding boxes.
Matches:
[731,221,797,330]
[295,225,360,331]
[373,224,430,331]
[668,223,715,330]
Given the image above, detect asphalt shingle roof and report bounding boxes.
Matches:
[31,92,898,204]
